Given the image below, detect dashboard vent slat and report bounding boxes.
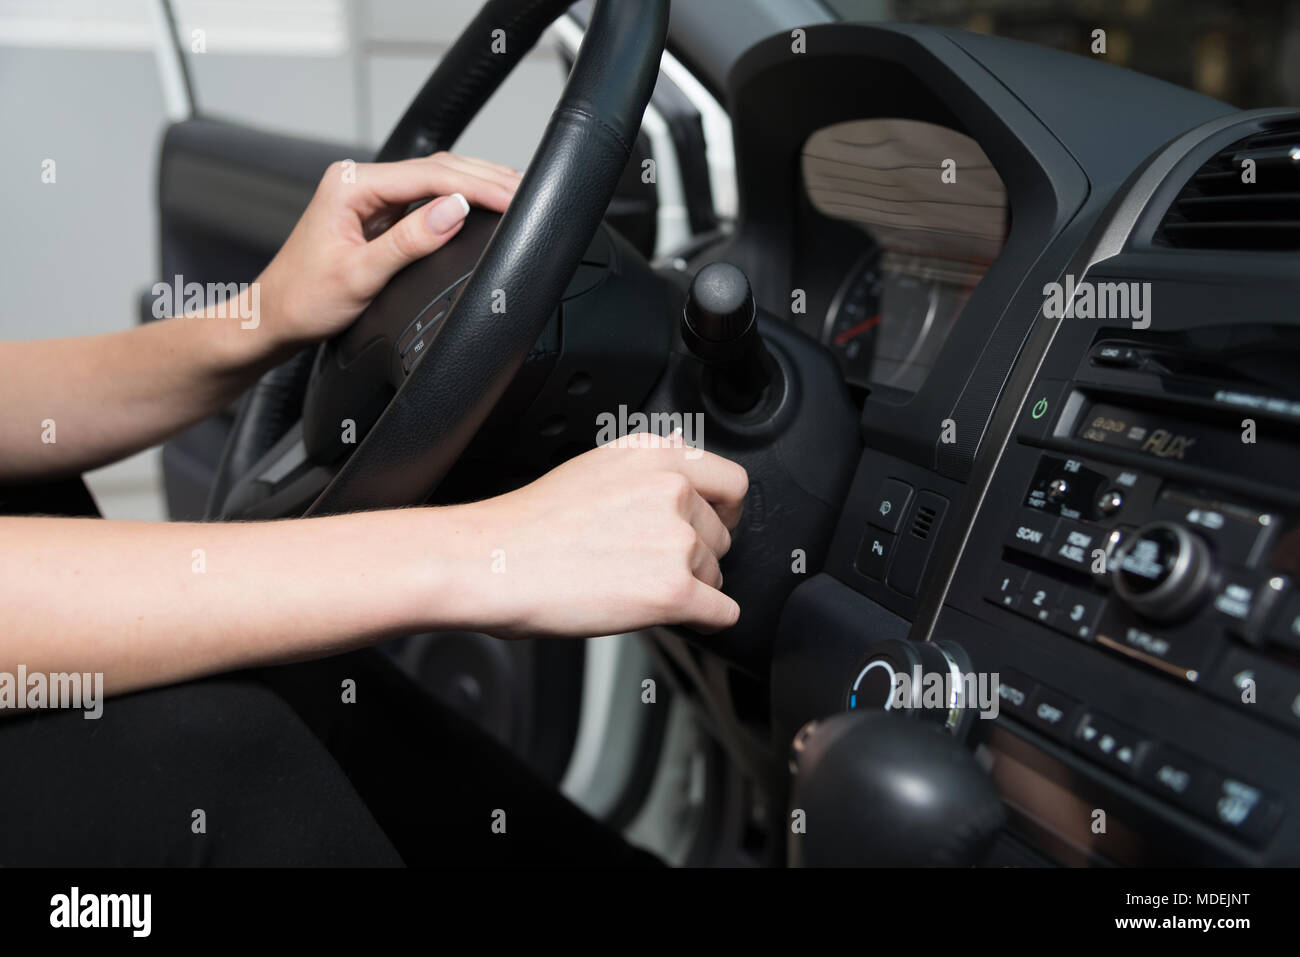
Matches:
[911,505,937,541]
[1154,120,1300,251]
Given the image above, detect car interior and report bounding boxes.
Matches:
[144,0,1300,866]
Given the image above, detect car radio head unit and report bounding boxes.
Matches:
[965,313,1300,857]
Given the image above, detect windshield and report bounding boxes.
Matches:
[821,0,1300,109]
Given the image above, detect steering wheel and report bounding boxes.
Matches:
[209,0,669,519]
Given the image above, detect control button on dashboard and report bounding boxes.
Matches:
[1207,572,1272,643]
[1094,606,1216,684]
[1206,647,1300,735]
[993,667,1038,720]
[1140,744,1203,802]
[1089,343,1141,368]
[985,564,1029,613]
[1264,589,1300,653]
[1024,685,1082,743]
[1095,488,1125,518]
[1024,455,1107,519]
[1051,586,1105,642]
[1091,525,1130,588]
[866,478,913,534]
[1139,746,1280,846]
[855,529,895,582]
[1018,379,1067,442]
[1150,490,1275,569]
[1153,753,1284,846]
[1005,509,1056,558]
[1073,712,1147,776]
[1046,518,1103,574]
[1020,573,1065,627]
[1197,774,1283,845]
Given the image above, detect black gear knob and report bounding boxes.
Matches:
[681,261,775,414]
[788,709,1005,867]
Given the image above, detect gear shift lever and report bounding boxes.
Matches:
[680,261,775,414]
[787,709,1006,867]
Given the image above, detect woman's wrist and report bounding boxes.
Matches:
[250,259,320,354]
[184,281,299,376]
[399,501,527,638]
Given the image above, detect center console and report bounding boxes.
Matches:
[956,318,1300,861]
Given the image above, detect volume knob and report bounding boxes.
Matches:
[1112,521,1213,621]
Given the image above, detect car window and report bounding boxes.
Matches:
[166,0,566,162]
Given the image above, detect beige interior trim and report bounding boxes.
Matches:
[803,117,1008,264]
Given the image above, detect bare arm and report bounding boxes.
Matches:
[0,437,746,700]
[0,152,521,481]
[0,152,748,709]
[0,307,289,480]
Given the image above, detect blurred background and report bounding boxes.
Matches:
[2,0,1298,519]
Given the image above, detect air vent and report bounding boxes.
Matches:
[911,505,938,541]
[1154,121,1300,251]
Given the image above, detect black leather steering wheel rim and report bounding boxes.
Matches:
[296,0,668,516]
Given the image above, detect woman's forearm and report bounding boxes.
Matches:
[0,436,748,708]
[0,508,472,697]
[0,290,292,481]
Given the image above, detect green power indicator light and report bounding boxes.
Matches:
[1031,397,1049,420]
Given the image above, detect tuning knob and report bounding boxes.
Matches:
[1112,521,1214,621]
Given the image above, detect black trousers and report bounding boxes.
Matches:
[0,648,661,867]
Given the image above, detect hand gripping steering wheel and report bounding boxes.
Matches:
[211,0,669,519]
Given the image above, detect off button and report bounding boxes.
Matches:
[1025,686,1081,743]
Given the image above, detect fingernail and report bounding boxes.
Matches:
[427,192,470,234]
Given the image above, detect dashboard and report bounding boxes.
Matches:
[699,22,1300,866]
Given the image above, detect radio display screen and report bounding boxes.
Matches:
[1075,401,1299,475]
